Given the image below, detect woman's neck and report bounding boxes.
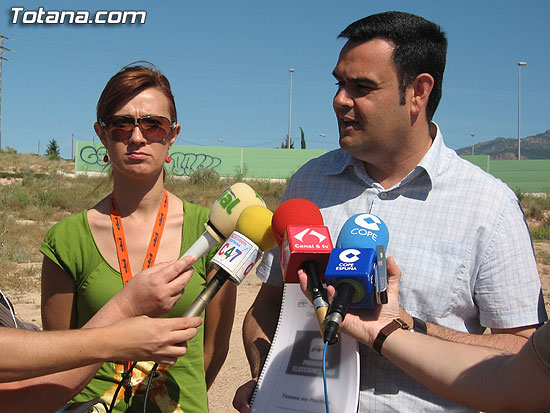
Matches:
[111,172,166,218]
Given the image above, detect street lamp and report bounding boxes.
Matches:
[319,133,326,151]
[470,133,475,155]
[517,61,527,160]
[287,68,294,149]
[217,138,224,144]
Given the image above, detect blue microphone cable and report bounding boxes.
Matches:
[323,340,330,413]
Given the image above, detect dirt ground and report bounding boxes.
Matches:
[7,241,550,412]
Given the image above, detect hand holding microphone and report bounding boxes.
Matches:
[329,255,403,350]
[323,213,390,344]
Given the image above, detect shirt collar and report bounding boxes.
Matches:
[414,121,444,183]
[325,122,445,189]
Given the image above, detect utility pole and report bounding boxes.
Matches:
[517,62,527,160]
[0,34,14,150]
[287,68,294,149]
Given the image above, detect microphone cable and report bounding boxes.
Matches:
[143,362,160,413]
[106,361,161,413]
[322,340,330,413]
[107,361,137,413]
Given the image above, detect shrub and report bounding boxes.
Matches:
[188,168,220,187]
[531,226,550,241]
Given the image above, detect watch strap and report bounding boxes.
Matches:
[373,318,410,356]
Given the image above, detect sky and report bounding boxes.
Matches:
[1,0,549,159]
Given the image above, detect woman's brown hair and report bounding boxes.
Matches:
[96,62,177,123]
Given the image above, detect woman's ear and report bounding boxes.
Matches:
[94,122,108,147]
[169,123,181,146]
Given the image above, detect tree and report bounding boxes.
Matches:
[300,127,306,149]
[45,138,61,160]
[280,134,294,149]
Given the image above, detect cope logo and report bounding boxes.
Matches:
[354,214,382,231]
[339,248,360,263]
[349,213,385,242]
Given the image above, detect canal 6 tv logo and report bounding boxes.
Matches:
[336,213,389,248]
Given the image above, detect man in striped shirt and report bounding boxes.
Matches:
[234,11,547,412]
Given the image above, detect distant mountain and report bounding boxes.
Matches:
[455,130,550,160]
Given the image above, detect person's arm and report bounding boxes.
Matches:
[378,325,550,412]
[41,255,78,331]
[316,257,550,412]
[232,283,282,413]
[0,316,201,413]
[0,257,196,412]
[397,310,536,353]
[203,267,237,389]
[0,316,201,383]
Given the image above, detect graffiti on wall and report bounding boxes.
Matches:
[169,152,222,176]
[79,146,222,176]
[80,145,108,165]
[168,152,222,176]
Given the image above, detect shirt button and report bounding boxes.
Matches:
[380,192,388,199]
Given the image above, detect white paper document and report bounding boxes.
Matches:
[251,283,359,413]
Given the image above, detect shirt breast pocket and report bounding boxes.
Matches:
[397,238,471,320]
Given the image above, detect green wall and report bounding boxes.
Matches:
[76,142,549,192]
[75,141,325,179]
[462,155,550,193]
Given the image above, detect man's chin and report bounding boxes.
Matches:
[338,135,355,151]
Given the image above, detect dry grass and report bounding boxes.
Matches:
[0,153,286,291]
[0,151,548,302]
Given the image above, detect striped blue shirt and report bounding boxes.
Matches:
[257,123,547,412]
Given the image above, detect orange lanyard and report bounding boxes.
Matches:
[110,190,169,391]
[110,190,169,285]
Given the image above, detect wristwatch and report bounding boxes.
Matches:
[411,316,428,334]
[373,318,410,356]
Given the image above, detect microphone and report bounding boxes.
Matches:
[179,183,266,260]
[271,198,333,334]
[184,205,276,317]
[323,213,389,344]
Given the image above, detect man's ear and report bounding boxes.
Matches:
[410,73,434,117]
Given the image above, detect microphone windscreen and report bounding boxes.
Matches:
[236,205,277,252]
[336,213,389,249]
[208,183,266,239]
[271,198,324,246]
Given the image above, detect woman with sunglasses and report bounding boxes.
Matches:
[40,63,235,412]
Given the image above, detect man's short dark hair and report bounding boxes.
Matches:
[339,11,447,121]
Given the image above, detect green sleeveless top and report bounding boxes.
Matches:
[40,200,218,412]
